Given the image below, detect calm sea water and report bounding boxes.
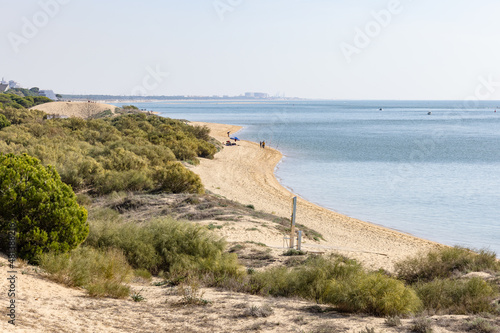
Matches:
[114,100,500,255]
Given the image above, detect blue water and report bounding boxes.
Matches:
[113,100,500,255]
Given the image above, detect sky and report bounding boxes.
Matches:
[1,0,500,99]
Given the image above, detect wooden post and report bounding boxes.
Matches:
[290,197,297,248]
[297,230,302,251]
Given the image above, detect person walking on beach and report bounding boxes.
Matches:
[262,141,266,149]
[259,141,262,148]
[227,131,230,137]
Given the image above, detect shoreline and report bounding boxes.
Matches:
[190,122,442,271]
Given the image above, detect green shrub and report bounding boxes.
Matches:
[0,153,88,262]
[248,255,359,298]
[84,216,243,284]
[283,249,306,256]
[131,290,146,302]
[93,170,154,194]
[0,106,45,124]
[154,162,204,194]
[324,272,422,316]
[0,109,215,195]
[396,246,499,284]
[39,247,132,298]
[0,114,10,129]
[247,255,421,316]
[134,269,152,281]
[414,277,496,314]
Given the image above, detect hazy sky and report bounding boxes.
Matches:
[2,0,500,99]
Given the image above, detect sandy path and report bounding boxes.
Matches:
[190,122,442,271]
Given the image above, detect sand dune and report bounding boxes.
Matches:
[31,101,118,119]
[190,122,442,271]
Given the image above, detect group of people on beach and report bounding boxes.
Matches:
[227,130,266,148]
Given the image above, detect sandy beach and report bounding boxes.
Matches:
[190,122,442,271]
[0,118,487,333]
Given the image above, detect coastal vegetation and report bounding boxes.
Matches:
[0,103,498,323]
[39,247,132,298]
[0,107,215,195]
[0,93,51,109]
[83,211,243,284]
[0,153,88,263]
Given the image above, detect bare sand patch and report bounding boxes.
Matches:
[30,101,118,119]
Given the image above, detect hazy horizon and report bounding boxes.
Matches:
[2,0,500,100]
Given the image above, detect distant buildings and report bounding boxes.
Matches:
[244,92,269,99]
[8,80,21,89]
[0,77,21,90]
[0,77,59,100]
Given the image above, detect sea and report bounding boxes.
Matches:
[113,100,500,256]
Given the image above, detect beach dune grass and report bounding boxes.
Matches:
[39,247,132,298]
[395,246,499,284]
[324,271,422,316]
[246,254,421,316]
[396,246,500,315]
[84,211,243,284]
[414,277,496,314]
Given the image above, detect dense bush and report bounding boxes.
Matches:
[246,255,421,316]
[395,246,500,315]
[414,277,495,314]
[40,247,131,298]
[154,162,204,194]
[0,93,51,109]
[0,114,10,129]
[0,109,216,195]
[324,272,422,316]
[0,153,88,262]
[395,246,500,284]
[84,211,242,283]
[0,106,45,124]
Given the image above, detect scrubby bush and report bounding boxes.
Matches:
[324,271,422,316]
[246,254,421,316]
[396,246,499,284]
[414,277,496,314]
[0,106,45,124]
[0,153,88,262]
[154,162,204,194]
[0,109,215,195]
[93,170,154,194]
[0,93,50,109]
[39,246,131,298]
[84,213,242,284]
[0,114,10,129]
[410,317,434,333]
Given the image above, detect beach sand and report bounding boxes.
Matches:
[190,122,442,271]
